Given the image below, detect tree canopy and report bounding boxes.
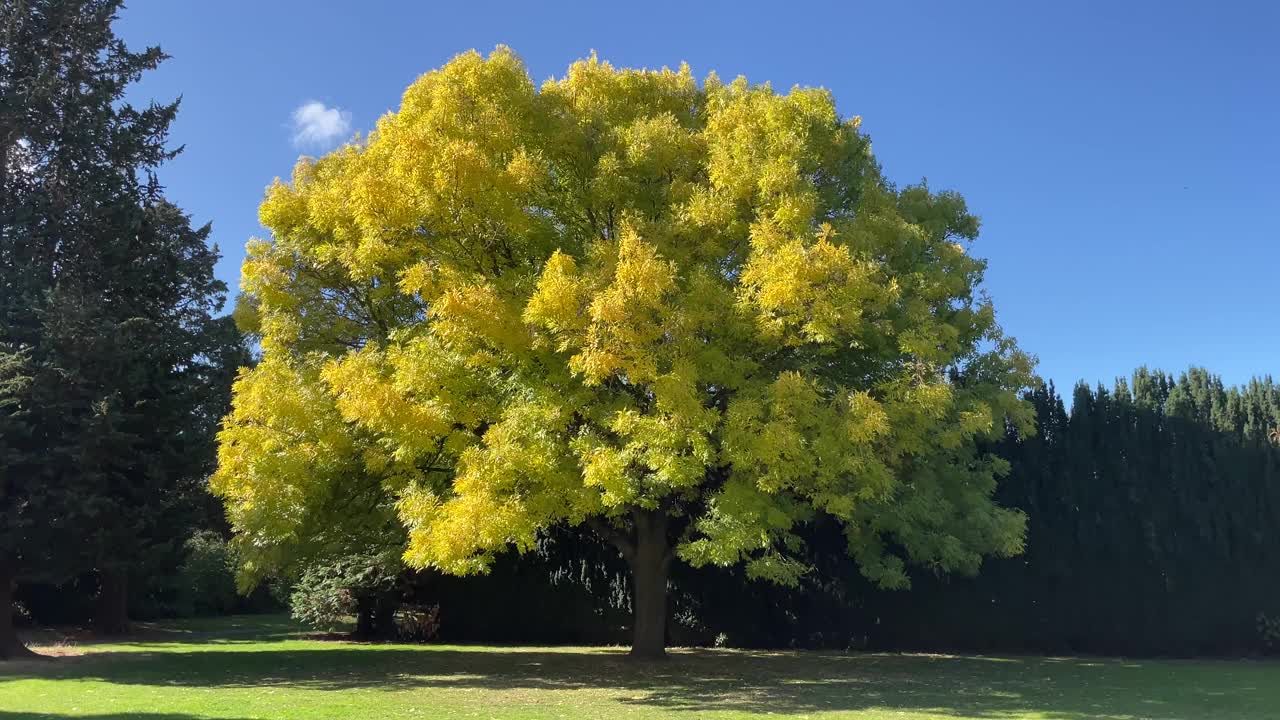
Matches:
[214,47,1035,657]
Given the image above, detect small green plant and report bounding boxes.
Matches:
[11,600,31,627]
[1258,613,1280,653]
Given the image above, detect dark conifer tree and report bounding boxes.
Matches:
[1,0,236,650]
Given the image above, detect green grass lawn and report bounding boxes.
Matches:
[1,615,1277,719]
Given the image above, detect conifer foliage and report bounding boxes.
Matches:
[871,370,1280,655]
[0,0,237,654]
[214,48,1034,657]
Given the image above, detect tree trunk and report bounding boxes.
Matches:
[93,568,130,635]
[354,596,376,639]
[627,510,671,660]
[0,558,36,660]
[372,593,400,640]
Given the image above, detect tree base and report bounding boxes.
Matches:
[1,558,40,660]
[0,638,40,661]
[93,569,130,635]
[627,647,669,661]
[94,621,131,636]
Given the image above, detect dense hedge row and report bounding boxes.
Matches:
[424,370,1280,656]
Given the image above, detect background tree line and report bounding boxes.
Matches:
[4,0,1278,660]
[14,363,1278,656]
[873,370,1280,656]
[410,369,1280,656]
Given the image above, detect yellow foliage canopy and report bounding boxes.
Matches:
[215,47,1035,588]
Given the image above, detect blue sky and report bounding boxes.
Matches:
[116,1,1279,392]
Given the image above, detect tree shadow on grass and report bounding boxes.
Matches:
[18,614,306,650]
[4,645,1277,719]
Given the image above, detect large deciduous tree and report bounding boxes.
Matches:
[214,48,1034,658]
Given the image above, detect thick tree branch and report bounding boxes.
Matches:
[587,516,635,562]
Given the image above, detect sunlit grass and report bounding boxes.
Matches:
[1,614,1276,719]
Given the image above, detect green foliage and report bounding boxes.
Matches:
[0,0,246,634]
[175,532,240,617]
[833,369,1280,655]
[289,552,400,631]
[289,568,356,631]
[1259,614,1280,654]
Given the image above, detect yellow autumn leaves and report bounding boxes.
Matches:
[214,46,1035,589]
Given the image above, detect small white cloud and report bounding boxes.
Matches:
[290,100,351,148]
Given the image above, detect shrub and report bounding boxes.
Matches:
[397,604,441,642]
[175,531,239,616]
[289,567,356,631]
[289,552,401,632]
[1258,613,1280,653]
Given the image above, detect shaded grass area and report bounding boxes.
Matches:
[2,615,1277,719]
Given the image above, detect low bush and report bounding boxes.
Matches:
[290,567,356,631]
[175,531,240,616]
[289,552,401,634]
[1258,613,1280,653]
[397,604,441,642]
